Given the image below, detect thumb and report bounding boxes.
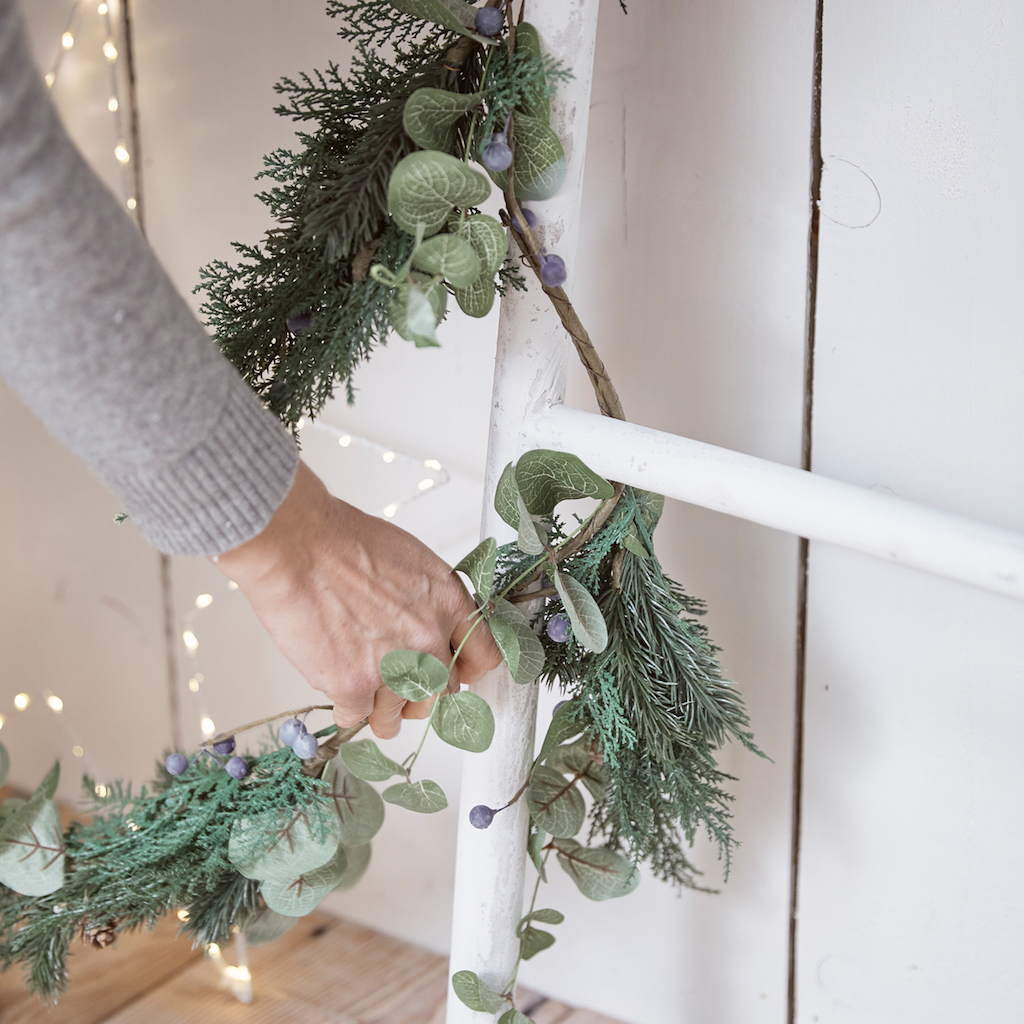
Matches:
[450,607,503,686]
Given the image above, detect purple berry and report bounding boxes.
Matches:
[469,804,496,829]
[539,254,567,288]
[226,756,249,779]
[292,732,319,760]
[278,718,304,745]
[213,737,236,755]
[165,752,188,776]
[286,311,312,335]
[547,613,572,643]
[481,136,513,173]
[474,6,504,35]
[511,206,537,235]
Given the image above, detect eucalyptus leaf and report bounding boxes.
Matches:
[322,759,386,846]
[491,599,544,685]
[547,739,609,801]
[523,907,564,927]
[432,691,495,753]
[487,614,521,678]
[514,449,615,515]
[451,970,508,1014]
[499,1009,533,1024]
[0,798,65,896]
[527,823,547,881]
[388,273,446,348]
[484,112,567,201]
[0,761,60,849]
[340,740,404,782]
[513,24,550,121]
[538,700,585,763]
[228,806,341,883]
[380,649,450,702]
[388,151,491,237]
[244,908,298,946]
[553,838,641,901]
[516,491,547,555]
[451,213,508,274]
[634,488,665,532]
[519,926,555,961]
[382,779,448,813]
[403,88,480,152]
[412,234,482,288]
[454,275,495,318]
[334,843,372,892]
[553,570,608,654]
[454,537,497,599]
[622,523,652,560]
[0,744,8,789]
[260,844,348,917]
[494,461,521,529]
[388,0,498,45]
[527,765,585,839]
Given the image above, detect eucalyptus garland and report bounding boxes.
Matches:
[0,2,760,1018]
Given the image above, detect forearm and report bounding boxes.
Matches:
[0,0,297,555]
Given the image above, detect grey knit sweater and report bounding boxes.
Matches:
[0,0,298,556]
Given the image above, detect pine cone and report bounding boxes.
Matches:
[81,922,117,949]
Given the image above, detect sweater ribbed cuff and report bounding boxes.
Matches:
[105,383,299,557]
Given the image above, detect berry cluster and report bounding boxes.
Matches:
[279,717,320,760]
[165,736,248,779]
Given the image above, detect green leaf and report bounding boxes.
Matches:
[228,806,341,883]
[538,700,585,763]
[382,779,448,813]
[0,798,65,897]
[0,744,8,789]
[452,213,508,274]
[388,274,446,348]
[488,613,521,678]
[454,537,497,599]
[484,112,567,201]
[499,1009,533,1024]
[513,24,550,121]
[432,691,495,752]
[451,970,508,1014]
[334,843,372,892]
[340,740,404,782]
[528,823,547,880]
[553,838,641,901]
[519,926,556,961]
[491,599,544,685]
[526,907,564,926]
[514,449,614,516]
[260,844,348,917]
[388,0,498,45]
[527,765,585,839]
[388,151,491,237]
[0,761,60,849]
[380,649,451,702]
[244,908,298,946]
[322,760,386,846]
[494,461,521,529]
[403,88,480,152]
[517,491,547,555]
[546,738,609,801]
[622,523,652,560]
[412,234,482,288]
[634,489,665,532]
[553,570,608,654]
[454,275,496,318]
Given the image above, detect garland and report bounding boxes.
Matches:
[0,2,760,1019]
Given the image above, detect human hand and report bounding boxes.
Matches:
[212,461,502,739]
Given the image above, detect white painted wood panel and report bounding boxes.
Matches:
[800,2,1024,1020]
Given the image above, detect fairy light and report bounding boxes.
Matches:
[72,745,84,757]
[201,717,216,737]
[227,581,239,590]
[45,693,65,713]
[195,594,213,609]
[114,142,130,164]
[13,693,30,711]
[297,417,306,430]
[94,783,108,797]
[107,96,118,111]
[205,934,252,1003]
[126,197,137,210]
[61,31,75,49]
[382,451,396,463]
[182,630,198,651]
[0,715,6,731]
[383,503,399,518]
[418,478,435,491]
[45,72,56,87]
[338,434,352,447]
[97,2,108,12]
[188,678,201,693]
[102,39,118,62]
[424,458,442,470]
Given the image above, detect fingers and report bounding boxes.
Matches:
[332,689,375,730]
[368,686,407,739]
[450,608,503,686]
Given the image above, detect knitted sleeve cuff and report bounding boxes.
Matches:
[105,381,299,557]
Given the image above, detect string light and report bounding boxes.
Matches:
[424,458,442,470]
[72,746,84,757]
[182,630,198,651]
[201,717,216,737]
[97,2,108,13]
[177,909,190,922]
[107,96,118,111]
[383,503,399,518]
[0,715,6,731]
[418,478,435,491]
[205,935,252,1003]
[13,693,30,711]
[126,197,137,210]
[227,581,239,590]
[102,39,118,62]
[44,692,65,713]
[94,783,108,797]
[114,142,130,164]
[195,594,213,609]
[338,434,352,447]
[61,32,75,50]
[382,450,396,463]
[188,677,201,692]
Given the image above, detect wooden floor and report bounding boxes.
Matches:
[0,909,623,1024]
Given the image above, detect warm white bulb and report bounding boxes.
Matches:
[126,197,137,210]
[227,581,239,590]
[177,908,190,921]
[188,677,200,693]
[72,745,84,757]
[103,40,118,61]
[97,2,108,13]
[107,96,118,112]
[382,451,396,463]
[206,943,221,958]
[44,71,55,87]
[296,417,306,430]
[201,717,216,737]
[195,593,213,609]
[13,693,30,711]
[114,143,130,164]
[61,32,74,49]
[423,458,441,470]
[0,714,6,730]
[382,503,399,518]
[338,434,352,447]
[46,694,64,713]
[182,630,198,651]
[417,478,435,491]
[94,783,108,797]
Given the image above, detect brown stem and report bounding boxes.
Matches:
[208,705,334,746]
[301,720,369,778]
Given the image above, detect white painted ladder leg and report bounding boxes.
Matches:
[446,2,602,1019]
